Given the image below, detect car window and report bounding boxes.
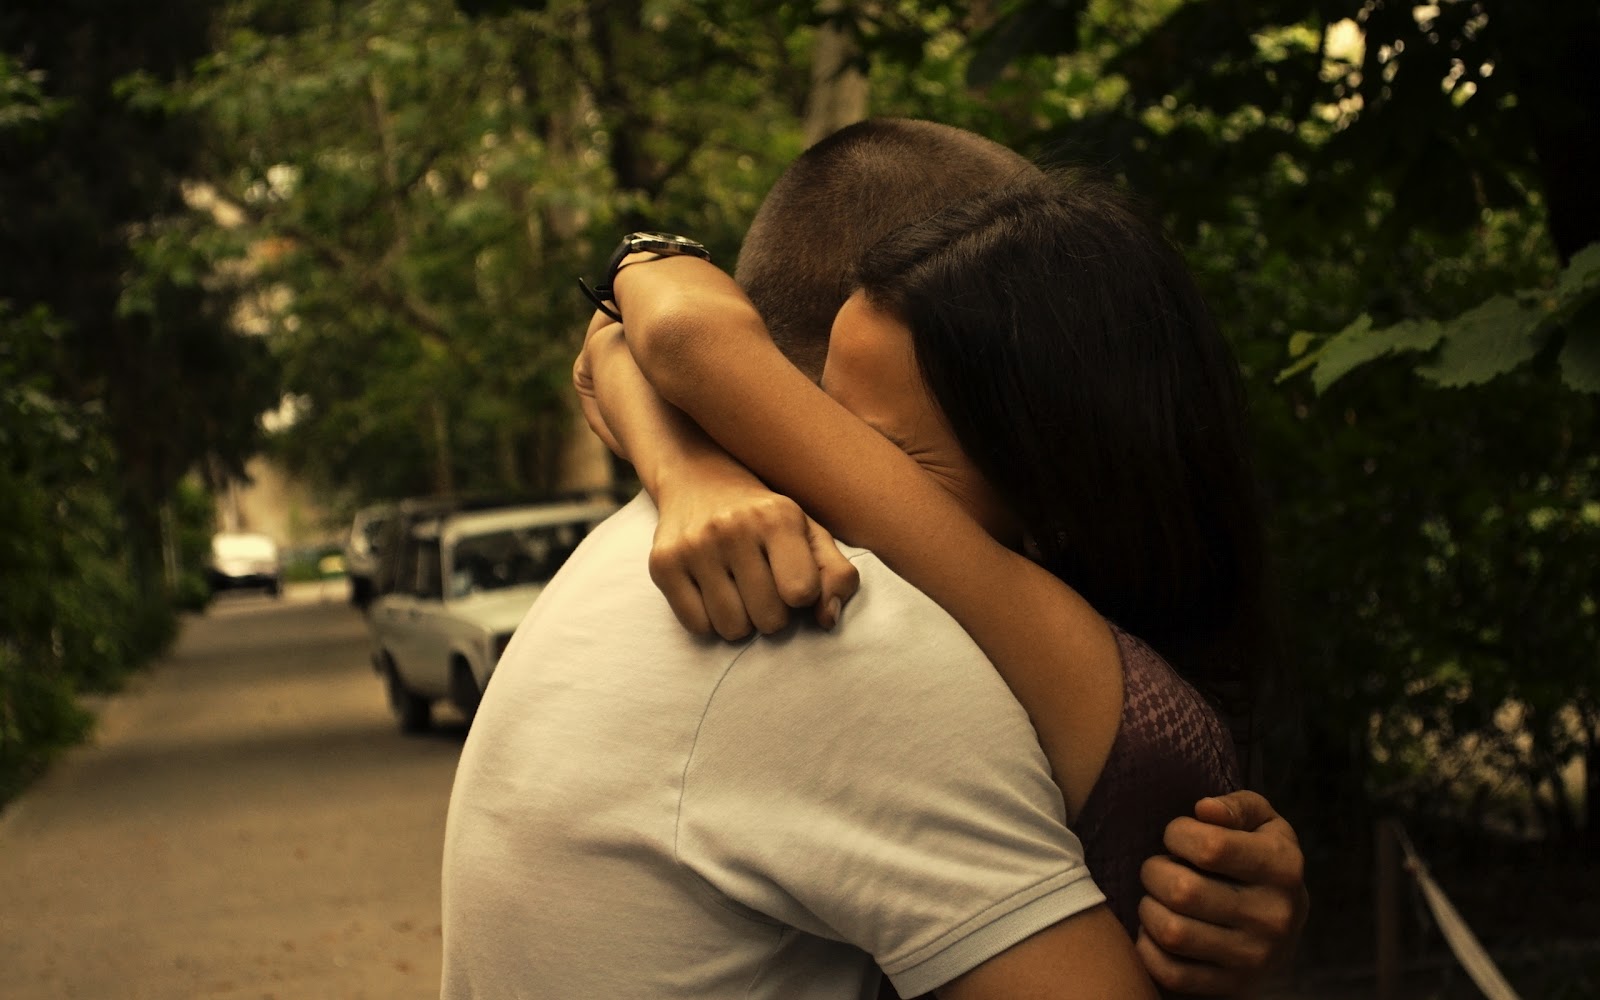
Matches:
[447,522,593,598]
[394,531,419,596]
[363,517,390,555]
[415,539,443,600]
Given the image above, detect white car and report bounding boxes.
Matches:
[368,499,617,732]
[343,502,397,610]
[207,532,283,598]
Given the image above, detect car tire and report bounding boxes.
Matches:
[266,579,282,598]
[349,576,373,611]
[449,658,482,725]
[382,657,432,734]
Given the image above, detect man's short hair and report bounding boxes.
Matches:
[734,118,1038,379]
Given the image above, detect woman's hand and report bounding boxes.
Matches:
[575,298,859,641]
[573,310,626,458]
[650,461,860,641]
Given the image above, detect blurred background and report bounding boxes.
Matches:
[0,0,1595,997]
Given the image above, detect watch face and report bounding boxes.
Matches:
[622,232,710,262]
[629,232,705,252]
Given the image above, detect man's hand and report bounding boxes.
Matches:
[1135,791,1308,996]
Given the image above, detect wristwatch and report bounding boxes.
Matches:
[579,231,711,322]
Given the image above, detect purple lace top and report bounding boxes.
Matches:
[1075,626,1242,937]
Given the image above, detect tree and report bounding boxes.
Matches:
[0,0,277,589]
[143,0,816,502]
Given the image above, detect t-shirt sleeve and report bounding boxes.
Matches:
[674,555,1105,997]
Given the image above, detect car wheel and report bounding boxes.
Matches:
[382,657,432,734]
[266,578,282,598]
[449,658,482,724]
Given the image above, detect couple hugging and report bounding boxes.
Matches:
[441,119,1307,999]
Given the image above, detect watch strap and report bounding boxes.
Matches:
[580,232,710,321]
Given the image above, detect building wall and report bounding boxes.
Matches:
[217,456,340,549]
[217,408,616,550]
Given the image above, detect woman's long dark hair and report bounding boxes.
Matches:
[853,169,1265,703]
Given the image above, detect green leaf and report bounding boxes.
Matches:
[1415,295,1548,388]
[1275,330,1325,384]
[1309,314,1445,394]
[1558,303,1600,394]
[1552,242,1600,307]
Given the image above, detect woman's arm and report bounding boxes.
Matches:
[610,255,1122,816]
[577,318,858,637]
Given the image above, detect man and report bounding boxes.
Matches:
[441,119,1304,998]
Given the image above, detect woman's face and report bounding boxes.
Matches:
[822,291,1016,543]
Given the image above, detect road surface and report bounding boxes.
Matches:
[0,584,464,1000]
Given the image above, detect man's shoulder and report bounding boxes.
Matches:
[823,543,983,657]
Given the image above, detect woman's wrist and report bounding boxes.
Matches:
[609,254,767,403]
[652,441,757,507]
[585,326,735,502]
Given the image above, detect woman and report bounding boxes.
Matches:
[580,170,1265,988]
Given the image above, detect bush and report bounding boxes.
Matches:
[0,304,179,804]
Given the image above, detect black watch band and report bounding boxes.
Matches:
[579,231,711,321]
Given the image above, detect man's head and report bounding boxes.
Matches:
[733,118,1038,380]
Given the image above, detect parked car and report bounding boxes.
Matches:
[368,499,618,733]
[343,502,397,610]
[207,532,283,598]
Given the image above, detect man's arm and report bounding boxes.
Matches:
[938,907,1157,1000]
[1138,792,1309,997]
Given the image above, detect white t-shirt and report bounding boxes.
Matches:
[441,494,1103,999]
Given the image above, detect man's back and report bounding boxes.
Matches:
[441,494,1103,999]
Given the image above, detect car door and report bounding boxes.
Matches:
[408,537,453,697]
[375,529,423,686]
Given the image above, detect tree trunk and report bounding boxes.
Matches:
[1585,715,1600,847]
[495,421,521,491]
[429,397,455,497]
[803,1,869,147]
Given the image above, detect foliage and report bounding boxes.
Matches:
[137,0,811,502]
[837,0,1600,851]
[4,0,1593,921]
[1284,243,1600,394]
[0,6,265,804]
[0,305,159,801]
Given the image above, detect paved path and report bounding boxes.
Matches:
[0,586,465,999]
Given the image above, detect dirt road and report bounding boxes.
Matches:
[0,586,463,1000]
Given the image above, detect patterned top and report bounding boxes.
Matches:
[1075,626,1242,937]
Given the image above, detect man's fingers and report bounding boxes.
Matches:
[1164,814,1305,887]
[1134,928,1248,997]
[1140,854,1243,927]
[1137,894,1273,970]
[1142,853,1300,940]
[1194,790,1291,836]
